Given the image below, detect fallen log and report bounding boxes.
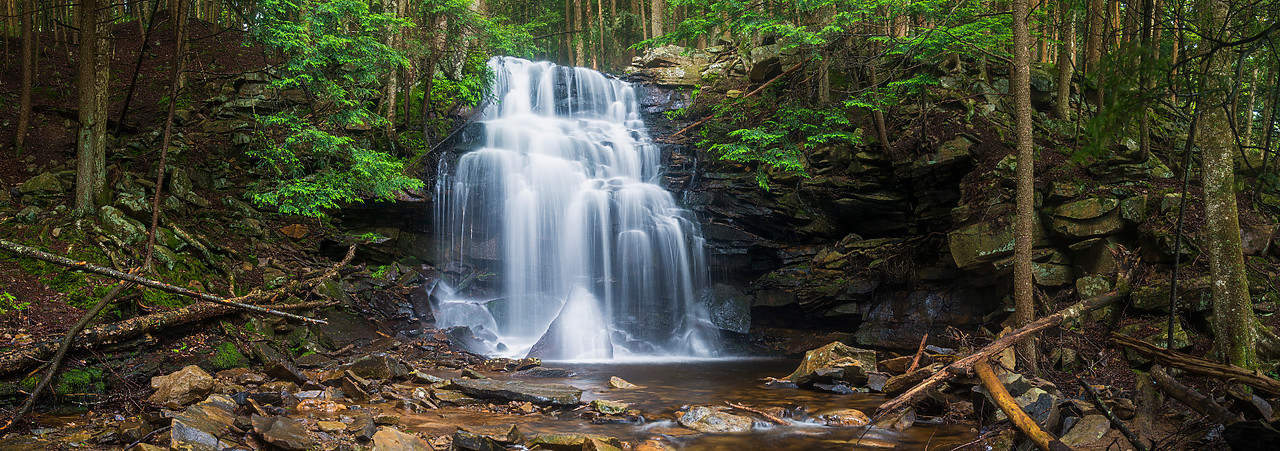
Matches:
[876,250,1133,416]
[0,246,355,378]
[973,359,1073,451]
[1149,365,1241,424]
[1110,333,1280,396]
[0,238,324,324]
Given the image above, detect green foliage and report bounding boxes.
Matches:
[248,0,423,217]
[211,342,249,370]
[703,99,861,189]
[0,292,30,315]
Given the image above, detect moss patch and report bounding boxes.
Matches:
[210,342,249,370]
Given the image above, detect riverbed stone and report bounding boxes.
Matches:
[452,430,504,451]
[608,376,638,389]
[345,353,410,381]
[251,415,316,451]
[786,341,877,385]
[149,365,214,409]
[451,378,582,405]
[372,427,431,451]
[170,394,238,451]
[592,399,631,415]
[818,409,870,427]
[678,406,755,433]
[1060,415,1111,447]
[527,434,624,451]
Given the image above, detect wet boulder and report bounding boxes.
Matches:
[170,394,239,451]
[678,406,755,433]
[527,434,623,451]
[817,408,870,427]
[371,427,432,451]
[344,353,411,381]
[451,379,582,405]
[251,415,316,451]
[149,365,214,409]
[785,341,877,386]
[608,376,639,389]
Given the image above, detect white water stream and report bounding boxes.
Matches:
[434,57,718,360]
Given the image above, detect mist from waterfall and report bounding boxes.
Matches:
[434,56,718,360]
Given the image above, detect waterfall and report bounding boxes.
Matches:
[434,57,719,360]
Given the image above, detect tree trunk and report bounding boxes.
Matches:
[574,0,585,66]
[14,0,33,153]
[1242,67,1258,149]
[1055,5,1077,119]
[382,0,399,136]
[650,0,663,38]
[1084,0,1104,109]
[1199,0,1258,369]
[74,0,110,216]
[1012,0,1038,374]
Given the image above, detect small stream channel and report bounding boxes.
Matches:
[404,359,975,450]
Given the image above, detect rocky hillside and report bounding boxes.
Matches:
[625,43,1280,358]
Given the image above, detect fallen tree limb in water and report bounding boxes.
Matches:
[0,246,356,378]
[974,359,1073,451]
[1111,333,1280,396]
[725,401,788,425]
[876,248,1133,416]
[0,238,327,324]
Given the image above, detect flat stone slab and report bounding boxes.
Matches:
[451,379,582,405]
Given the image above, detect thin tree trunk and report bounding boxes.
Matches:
[1199,0,1257,369]
[1055,5,1077,119]
[143,0,184,273]
[1242,67,1258,148]
[115,0,163,134]
[1139,0,1153,160]
[14,0,33,153]
[650,0,663,38]
[382,0,399,136]
[1085,0,1104,110]
[574,0,585,66]
[1012,0,1038,374]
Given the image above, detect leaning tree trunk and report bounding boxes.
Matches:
[1199,0,1258,369]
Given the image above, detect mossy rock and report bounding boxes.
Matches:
[55,368,105,405]
[210,342,249,370]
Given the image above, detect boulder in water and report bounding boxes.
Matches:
[451,378,582,405]
[785,341,877,385]
[678,406,755,433]
[608,376,639,389]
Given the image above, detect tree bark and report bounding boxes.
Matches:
[650,0,663,38]
[574,0,585,66]
[1012,0,1038,375]
[382,0,399,135]
[1199,0,1258,369]
[1084,0,1104,109]
[143,0,185,273]
[14,0,33,153]
[74,0,109,216]
[1055,5,1077,120]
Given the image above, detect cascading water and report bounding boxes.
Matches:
[434,56,719,360]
